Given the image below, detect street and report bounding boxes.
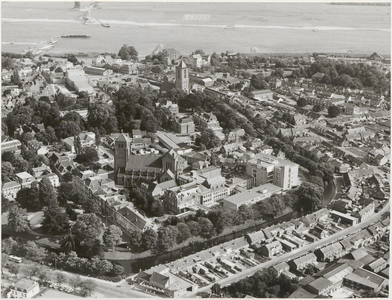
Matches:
[186,201,390,297]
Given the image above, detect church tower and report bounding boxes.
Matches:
[175,60,190,94]
[114,133,130,181]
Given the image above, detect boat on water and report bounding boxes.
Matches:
[61,34,91,38]
[41,44,54,51]
[101,23,110,28]
[48,37,58,44]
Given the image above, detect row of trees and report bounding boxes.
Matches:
[309,59,390,94]
[129,192,293,255]
[222,268,299,298]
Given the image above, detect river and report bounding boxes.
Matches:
[111,210,300,275]
[1,2,390,55]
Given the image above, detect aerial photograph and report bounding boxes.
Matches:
[0,1,390,298]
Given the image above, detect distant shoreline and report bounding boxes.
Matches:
[329,2,390,6]
[2,18,390,32]
[5,51,390,59]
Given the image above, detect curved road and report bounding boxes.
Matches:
[186,201,390,297]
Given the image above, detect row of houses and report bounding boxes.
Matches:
[2,167,59,199]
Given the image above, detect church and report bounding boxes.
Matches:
[160,60,190,94]
[114,133,188,187]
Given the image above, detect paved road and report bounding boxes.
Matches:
[186,201,390,297]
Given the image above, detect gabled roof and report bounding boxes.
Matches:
[150,271,170,286]
[350,248,369,260]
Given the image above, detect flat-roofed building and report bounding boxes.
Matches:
[222,183,282,210]
[15,172,35,189]
[246,154,299,190]
[305,277,335,296]
[1,139,22,154]
[253,89,274,101]
[330,210,358,226]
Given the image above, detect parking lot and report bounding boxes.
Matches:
[36,288,81,298]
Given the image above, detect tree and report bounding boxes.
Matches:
[75,147,99,165]
[296,182,324,213]
[8,262,19,277]
[142,228,157,251]
[87,101,116,131]
[198,217,215,239]
[328,105,341,117]
[155,226,177,253]
[25,265,41,279]
[2,161,15,182]
[2,195,11,213]
[41,207,70,235]
[8,205,30,232]
[23,241,48,261]
[194,49,205,55]
[176,223,191,244]
[15,187,37,211]
[187,220,200,236]
[117,44,138,61]
[129,230,143,251]
[111,264,125,276]
[79,279,97,297]
[268,194,286,217]
[69,275,83,290]
[103,225,123,250]
[238,205,254,221]
[198,128,222,149]
[39,178,58,208]
[37,267,49,283]
[2,237,17,254]
[297,98,307,107]
[60,234,80,254]
[211,283,221,296]
[71,213,103,247]
[55,272,67,284]
[57,182,75,206]
[313,104,323,112]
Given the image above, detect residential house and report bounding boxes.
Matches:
[2,181,21,199]
[271,262,290,276]
[260,241,282,258]
[316,242,344,262]
[289,253,317,271]
[137,266,198,297]
[309,226,328,239]
[312,72,325,83]
[15,172,35,189]
[245,230,265,246]
[7,279,40,299]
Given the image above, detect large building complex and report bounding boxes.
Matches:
[246,154,299,190]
